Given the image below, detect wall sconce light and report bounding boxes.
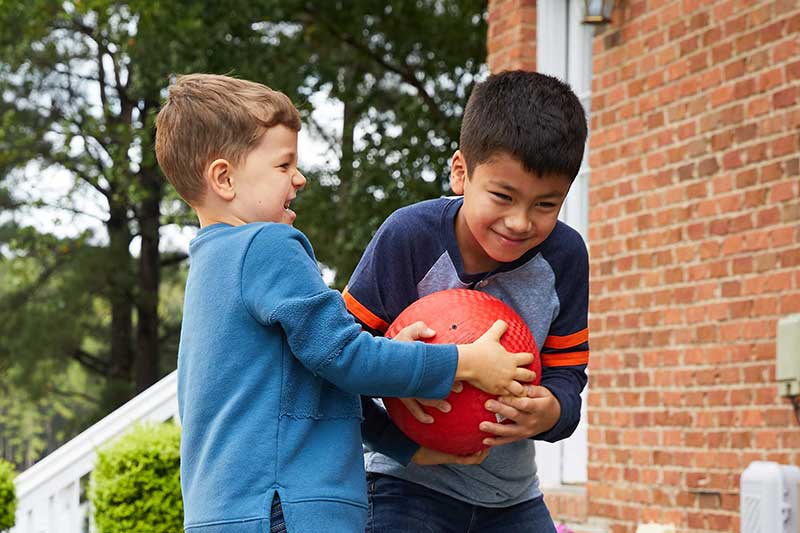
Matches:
[582,0,615,25]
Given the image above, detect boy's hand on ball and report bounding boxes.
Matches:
[400,397,451,423]
[456,320,536,396]
[479,385,561,446]
[393,323,463,423]
[400,381,462,423]
[393,320,437,342]
[411,446,490,466]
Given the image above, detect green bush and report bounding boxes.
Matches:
[90,423,182,533]
[0,459,16,530]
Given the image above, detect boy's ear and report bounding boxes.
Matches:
[205,158,236,201]
[450,150,467,195]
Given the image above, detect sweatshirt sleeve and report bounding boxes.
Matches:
[240,224,457,399]
[536,224,590,441]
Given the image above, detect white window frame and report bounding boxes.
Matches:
[535,0,592,488]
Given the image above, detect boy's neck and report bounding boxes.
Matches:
[196,206,246,228]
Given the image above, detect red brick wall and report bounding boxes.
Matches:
[487,1,800,532]
[487,0,536,73]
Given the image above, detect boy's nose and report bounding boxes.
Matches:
[505,211,532,234]
[294,170,307,189]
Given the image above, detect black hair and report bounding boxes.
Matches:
[459,70,588,180]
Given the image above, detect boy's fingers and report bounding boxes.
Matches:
[408,321,436,338]
[395,321,436,341]
[513,368,537,382]
[418,398,451,413]
[482,320,508,341]
[484,399,519,421]
[483,436,520,447]
[451,380,464,393]
[525,385,550,397]
[513,352,534,366]
[505,380,524,396]
[497,396,535,411]
[455,449,490,465]
[465,449,490,464]
[483,432,527,446]
[400,398,433,423]
[479,420,521,437]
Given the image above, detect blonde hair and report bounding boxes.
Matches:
[155,73,301,204]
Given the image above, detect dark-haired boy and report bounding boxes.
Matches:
[345,70,590,532]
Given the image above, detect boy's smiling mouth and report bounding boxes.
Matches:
[492,229,532,244]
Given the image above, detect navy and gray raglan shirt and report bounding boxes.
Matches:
[344,196,589,507]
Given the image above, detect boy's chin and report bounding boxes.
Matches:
[484,244,534,264]
[489,251,527,264]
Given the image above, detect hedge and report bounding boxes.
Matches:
[0,459,15,530]
[90,422,182,533]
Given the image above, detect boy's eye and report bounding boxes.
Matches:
[536,202,557,209]
[491,192,512,202]
[278,163,291,170]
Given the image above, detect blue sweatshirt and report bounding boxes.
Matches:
[177,223,458,532]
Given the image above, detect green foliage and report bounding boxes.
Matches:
[0,0,487,467]
[90,423,182,533]
[0,459,16,530]
[264,0,489,285]
[0,363,99,469]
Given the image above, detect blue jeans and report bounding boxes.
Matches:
[270,494,286,533]
[366,473,557,533]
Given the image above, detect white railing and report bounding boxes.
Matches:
[10,371,179,533]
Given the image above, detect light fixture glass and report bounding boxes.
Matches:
[583,0,614,25]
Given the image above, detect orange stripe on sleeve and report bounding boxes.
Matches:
[542,351,589,367]
[544,329,589,350]
[342,287,389,333]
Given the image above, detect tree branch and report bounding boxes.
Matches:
[160,252,188,268]
[303,6,447,126]
[49,387,100,405]
[43,152,110,200]
[0,258,63,311]
[71,349,110,376]
[28,199,107,223]
[305,114,341,158]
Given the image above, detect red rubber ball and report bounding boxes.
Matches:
[384,288,541,456]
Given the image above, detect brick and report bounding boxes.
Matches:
[774,87,797,108]
[770,181,796,202]
[788,60,800,81]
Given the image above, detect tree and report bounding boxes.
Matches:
[261,0,488,285]
[0,0,487,463]
[0,0,305,415]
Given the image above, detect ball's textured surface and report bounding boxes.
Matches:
[384,289,541,455]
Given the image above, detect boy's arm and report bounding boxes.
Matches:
[534,225,590,441]
[241,224,456,400]
[242,225,533,400]
[534,364,587,441]
[344,210,424,461]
